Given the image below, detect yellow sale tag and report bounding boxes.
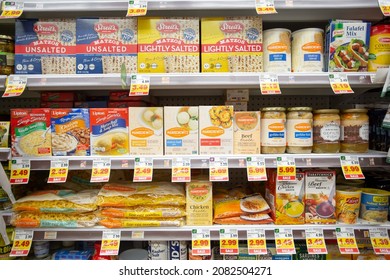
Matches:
[172,158,191,182]
[219,229,239,255]
[260,74,281,94]
[0,1,24,18]
[378,0,390,16]
[91,159,111,183]
[247,229,267,255]
[329,73,354,94]
[2,76,27,97]
[129,75,150,96]
[10,159,30,184]
[336,228,359,254]
[340,156,365,180]
[126,0,147,17]
[209,157,229,182]
[247,157,267,181]
[255,0,278,14]
[48,159,69,183]
[100,230,121,256]
[275,228,296,254]
[369,228,390,254]
[276,157,296,181]
[191,229,211,256]
[133,157,153,182]
[9,230,33,257]
[305,229,327,254]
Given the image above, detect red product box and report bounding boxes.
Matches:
[41,92,76,102]
[40,102,74,108]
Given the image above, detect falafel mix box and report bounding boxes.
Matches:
[325,20,371,72]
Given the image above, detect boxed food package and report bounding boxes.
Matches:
[199,105,234,155]
[41,92,76,102]
[186,181,213,226]
[225,101,247,112]
[10,109,51,157]
[108,101,150,108]
[138,17,200,73]
[40,102,74,108]
[201,17,263,72]
[226,89,250,102]
[51,109,90,156]
[325,20,371,72]
[15,19,76,74]
[368,24,390,72]
[76,18,137,74]
[164,106,198,155]
[90,108,129,156]
[128,107,164,155]
[74,101,108,108]
[304,170,336,224]
[0,121,10,148]
[233,111,261,154]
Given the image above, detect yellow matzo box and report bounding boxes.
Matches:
[201,17,263,72]
[138,17,200,73]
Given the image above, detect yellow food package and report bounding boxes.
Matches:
[100,206,186,218]
[186,181,213,225]
[99,217,185,228]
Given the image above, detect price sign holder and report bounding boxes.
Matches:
[247,229,267,255]
[255,0,277,14]
[0,1,24,18]
[275,228,296,254]
[336,227,359,254]
[276,156,296,181]
[246,156,267,181]
[369,228,390,254]
[100,230,121,256]
[219,228,239,255]
[329,73,354,94]
[2,76,27,97]
[305,228,327,254]
[171,157,191,182]
[90,158,111,183]
[10,159,30,184]
[209,157,229,182]
[48,159,69,183]
[129,74,150,96]
[191,229,211,256]
[378,0,390,16]
[259,73,281,94]
[133,157,153,182]
[9,229,33,257]
[340,156,365,180]
[127,0,147,17]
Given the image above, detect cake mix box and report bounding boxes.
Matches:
[15,19,76,74]
[201,17,263,72]
[138,17,200,73]
[233,111,261,154]
[76,18,137,74]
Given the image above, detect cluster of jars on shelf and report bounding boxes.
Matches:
[261,107,369,154]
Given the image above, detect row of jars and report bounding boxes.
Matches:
[260,107,369,154]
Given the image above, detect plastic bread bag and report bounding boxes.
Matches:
[100,206,186,218]
[99,217,185,228]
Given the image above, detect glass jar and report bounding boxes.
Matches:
[286,107,313,153]
[260,107,286,154]
[0,35,14,75]
[313,109,340,153]
[340,109,369,153]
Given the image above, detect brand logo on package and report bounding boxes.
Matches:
[379,37,390,43]
[156,21,180,33]
[220,22,244,33]
[94,23,119,34]
[33,23,58,35]
[12,110,28,118]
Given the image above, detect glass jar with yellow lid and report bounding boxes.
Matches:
[0,35,14,75]
[260,107,286,154]
[340,109,369,153]
[313,109,340,153]
[286,107,313,154]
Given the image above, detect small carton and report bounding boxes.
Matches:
[186,181,213,226]
[226,89,250,102]
[128,107,164,155]
[233,111,261,154]
[225,101,247,112]
[0,121,10,148]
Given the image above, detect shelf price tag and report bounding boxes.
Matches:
[0,1,24,18]
[90,158,111,183]
[209,157,229,182]
[10,159,30,184]
[246,156,267,181]
[259,73,281,95]
[48,159,69,183]
[9,230,33,257]
[133,157,153,182]
[369,228,390,254]
[275,228,296,254]
[378,0,390,16]
[2,76,27,97]
[255,0,277,14]
[100,230,121,256]
[171,157,191,182]
[336,227,359,254]
[340,155,365,180]
[219,228,239,255]
[329,73,354,94]
[191,229,211,256]
[247,229,267,255]
[127,0,147,17]
[305,228,327,254]
[129,74,150,96]
[276,156,296,181]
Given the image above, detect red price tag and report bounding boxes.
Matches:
[340,156,365,180]
[369,228,390,254]
[305,229,327,254]
[9,230,33,257]
[329,73,354,94]
[2,76,27,97]
[191,229,211,256]
[133,157,153,182]
[219,229,239,255]
[171,158,191,182]
[10,159,30,184]
[275,228,296,254]
[276,157,296,181]
[48,159,69,183]
[246,157,267,181]
[209,157,229,182]
[260,74,281,94]
[90,159,111,183]
[336,228,359,254]
[247,229,267,255]
[100,230,121,256]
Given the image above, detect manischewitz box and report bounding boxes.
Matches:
[15,19,76,74]
[138,17,200,73]
[201,17,263,72]
[76,18,137,74]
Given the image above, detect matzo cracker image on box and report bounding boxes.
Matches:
[138,17,199,73]
[201,17,263,72]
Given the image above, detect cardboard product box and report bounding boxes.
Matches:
[233,111,261,154]
[108,101,150,108]
[74,101,108,108]
[41,92,76,102]
[226,89,250,102]
[40,102,74,108]
[0,121,10,148]
[225,101,248,112]
[186,181,213,226]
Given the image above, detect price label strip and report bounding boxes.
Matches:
[255,0,277,14]
[209,157,229,182]
[129,74,150,96]
[10,159,30,184]
[378,0,390,16]
[259,73,281,94]
[2,76,27,97]
[246,156,267,181]
[100,230,121,256]
[305,228,327,254]
[336,228,359,254]
[276,156,296,181]
[90,158,111,183]
[329,73,354,94]
[127,0,148,17]
[171,157,191,182]
[369,228,390,255]
[247,229,267,255]
[275,228,296,254]
[340,155,365,180]
[48,159,69,183]
[133,157,153,182]
[9,230,33,257]
[191,229,211,256]
[0,1,24,18]
[219,228,239,255]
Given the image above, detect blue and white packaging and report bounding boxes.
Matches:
[168,241,187,260]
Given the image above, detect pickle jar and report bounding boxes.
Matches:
[0,35,14,75]
[260,107,286,154]
[340,109,369,153]
[286,107,313,154]
[313,109,340,153]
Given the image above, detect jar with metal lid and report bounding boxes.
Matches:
[260,107,286,154]
[0,35,14,75]
[313,109,340,153]
[286,107,313,153]
[340,109,369,153]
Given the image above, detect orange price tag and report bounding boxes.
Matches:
[126,0,148,17]
[0,1,24,19]
[2,76,27,97]
[329,73,354,94]
[275,228,296,254]
[379,0,390,16]
[100,230,121,256]
[247,229,267,255]
[191,229,211,256]
[90,158,111,183]
[276,157,296,181]
[10,159,30,184]
[9,230,33,257]
[255,0,278,15]
[219,229,239,255]
[209,157,229,182]
[129,74,150,96]
[336,228,359,254]
[133,157,153,182]
[260,74,281,94]
[246,157,267,181]
[340,156,365,180]
[305,229,327,254]
[48,159,69,183]
[369,228,390,254]
[172,158,191,182]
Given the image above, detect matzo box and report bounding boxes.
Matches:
[138,17,199,73]
[90,108,129,156]
[304,170,336,224]
[233,111,260,154]
[11,109,51,157]
[76,18,137,74]
[199,106,233,155]
[15,19,76,74]
[129,107,164,155]
[164,106,198,155]
[186,181,213,226]
[201,17,263,72]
